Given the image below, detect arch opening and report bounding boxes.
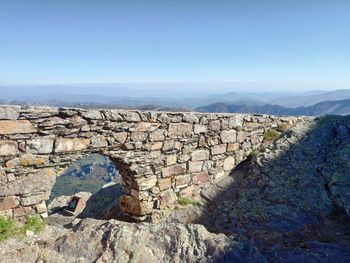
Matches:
[47,154,124,220]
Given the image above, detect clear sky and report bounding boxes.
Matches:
[0,0,349,91]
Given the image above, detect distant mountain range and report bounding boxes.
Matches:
[196,98,350,116]
[1,86,350,116]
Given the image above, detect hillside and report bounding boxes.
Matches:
[196,98,350,116]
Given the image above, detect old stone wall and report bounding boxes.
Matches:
[0,105,308,219]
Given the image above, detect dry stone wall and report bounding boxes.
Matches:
[0,105,308,219]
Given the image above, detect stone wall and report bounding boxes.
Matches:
[0,105,308,219]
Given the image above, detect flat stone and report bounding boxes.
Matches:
[91,135,108,148]
[35,201,47,214]
[0,107,20,120]
[0,168,56,197]
[209,120,221,131]
[175,174,191,188]
[194,124,207,134]
[188,161,203,173]
[134,122,160,132]
[158,178,172,191]
[192,171,209,185]
[227,143,239,152]
[237,131,246,143]
[166,155,177,166]
[136,176,158,191]
[149,129,165,141]
[211,144,227,155]
[220,130,237,143]
[123,112,141,122]
[26,136,55,154]
[229,115,244,127]
[131,132,148,142]
[0,120,37,134]
[0,141,17,156]
[160,189,177,209]
[82,110,103,120]
[21,194,46,206]
[39,117,68,127]
[0,167,6,185]
[0,196,18,211]
[162,164,186,178]
[114,132,128,143]
[223,156,235,171]
[168,123,193,138]
[191,149,209,161]
[55,138,90,153]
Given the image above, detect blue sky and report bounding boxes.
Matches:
[0,0,349,91]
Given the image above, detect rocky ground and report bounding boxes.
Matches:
[1,116,350,262]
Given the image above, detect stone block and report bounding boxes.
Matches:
[192,171,209,185]
[227,143,239,152]
[158,178,172,191]
[82,110,103,120]
[0,141,17,156]
[220,130,237,143]
[188,161,203,173]
[0,120,36,135]
[114,132,128,143]
[149,129,165,141]
[0,107,20,120]
[26,136,55,154]
[236,131,246,143]
[91,135,108,147]
[175,174,191,188]
[123,112,141,122]
[0,209,13,218]
[211,144,227,155]
[134,122,160,132]
[35,201,47,214]
[209,120,221,131]
[166,155,177,166]
[55,138,90,153]
[0,196,18,211]
[191,149,209,161]
[168,123,193,138]
[162,164,186,178]
[136,176,158,191]
[223,156,235,171]
[229,115,244,127]
[194,124,207,134]
[21,194,45,206]
[160,189,177,209]
[130,132,148,142]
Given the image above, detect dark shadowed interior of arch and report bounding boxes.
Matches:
[48,154,123,219]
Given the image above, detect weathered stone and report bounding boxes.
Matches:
[26,136,55,154]
[103,110,123,121]
[194,124,207,134]
[237,131,246,143]
[39,117,68,127]
[120,195,141,215]
[91,135,108,147]
[188,161,203,173]
[82,110,103,120]
[21,194,46,206]
[211,144,227,155]
[191,149,209,161]
[149,129,165,141]
[209,120,221,131]
[18,154,48,167]
[183,113,199,123]
[192,171,209,185]
[166,155,177,166]
[227,143,240,152]
[54,138,90,153]
[130,132,148,142]
[162,164,186,178]
[35,201,47,214]
[134,122,160,132]
[0,141,17,156]
[123,112,141,122]
[0,120,37,134]
[175,174,191,188]
[136,176,158,191]
[150,142,163,151]
[0,196,18,211]
[160,189,177,209]
[0,209,13,218]
[158,178,172,191]
[114,132,128,143]
[0,168,55,197]
[223,156,235,171]
[0,107,20,120]
[0,167,6,185]
[168,123,193,138]
[220,130,237,143]
[229,115,244,127]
